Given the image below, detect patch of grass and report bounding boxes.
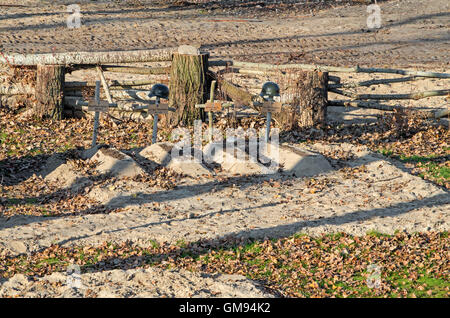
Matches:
[366,230,392,238]
[378,148,393,157]
[1,233,448,298]
[175,239,187,248]
[0,131,7,144]
[418,162,449,183]
[399,154,437,163]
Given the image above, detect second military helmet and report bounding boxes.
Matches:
[150,84,169,99]
[260,81,280,99]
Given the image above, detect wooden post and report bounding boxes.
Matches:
[166,51,209,127]
[35,64,65,119]
[279,70,328,129]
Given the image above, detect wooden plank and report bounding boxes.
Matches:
[88,99,110,112]
[260,101,282,113]
[148,103,169,114]
[205,101,223,112]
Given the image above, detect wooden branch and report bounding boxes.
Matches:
[329,100,449,119]
[211,60,450,78]
[0,84,34,95]
[64,78,168,90]
[0,49,174,66]
[100,65,170,75]
[357,67,450,79]
[329,88,354,98]
[357,89,450,100]
[328,76,421,89]
[96,66,113,104]
[217,67,281,76]
[66,89,152,100]
[328,100,397,111]
[328,75,341,83]
[330,89,450,100]
[431,108,449,119]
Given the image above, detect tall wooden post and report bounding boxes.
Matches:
[296,71,328,128]
[35,64,65,119]
[276,70,328,130]
[166,52,209,127]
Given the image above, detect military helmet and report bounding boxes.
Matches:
[150,84,169,99]
[260,81,280,98]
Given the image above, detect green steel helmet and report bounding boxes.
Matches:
[260,81,280,98]
[150,84,169,99]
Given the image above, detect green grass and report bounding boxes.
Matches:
[366,230,392,238]
[398,154,438,163]
[418,162,449,182]
[378,148,393,157]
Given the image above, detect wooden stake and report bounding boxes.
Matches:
[35,64,65,119]
[167,51,209,127]
[208,80,216,142]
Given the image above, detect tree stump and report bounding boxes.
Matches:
[165,52,209,127]
[35,64,65,119]
[276,70,328,130]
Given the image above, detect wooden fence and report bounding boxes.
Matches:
[0,47,449,123]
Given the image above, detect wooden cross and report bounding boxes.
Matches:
[259,101,282,142]
[90,81,116,147]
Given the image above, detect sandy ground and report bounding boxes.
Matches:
[0,268,272,298]
[0,0,449,298]
[0,0,449,68]
[1,142,448,256]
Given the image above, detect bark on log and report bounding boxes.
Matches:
[166,52,209,127]
[289,70,328,129]
[218,77,255,106]
[35,64,65,119]
[0,49,174,66]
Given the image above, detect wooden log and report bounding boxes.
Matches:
[217,77,255,106]
[35,64,65,119]
[0,49,174,66]
[294,71,328,129]
[166,52,209,127]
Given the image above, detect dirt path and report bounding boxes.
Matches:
[0,0,449,68]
